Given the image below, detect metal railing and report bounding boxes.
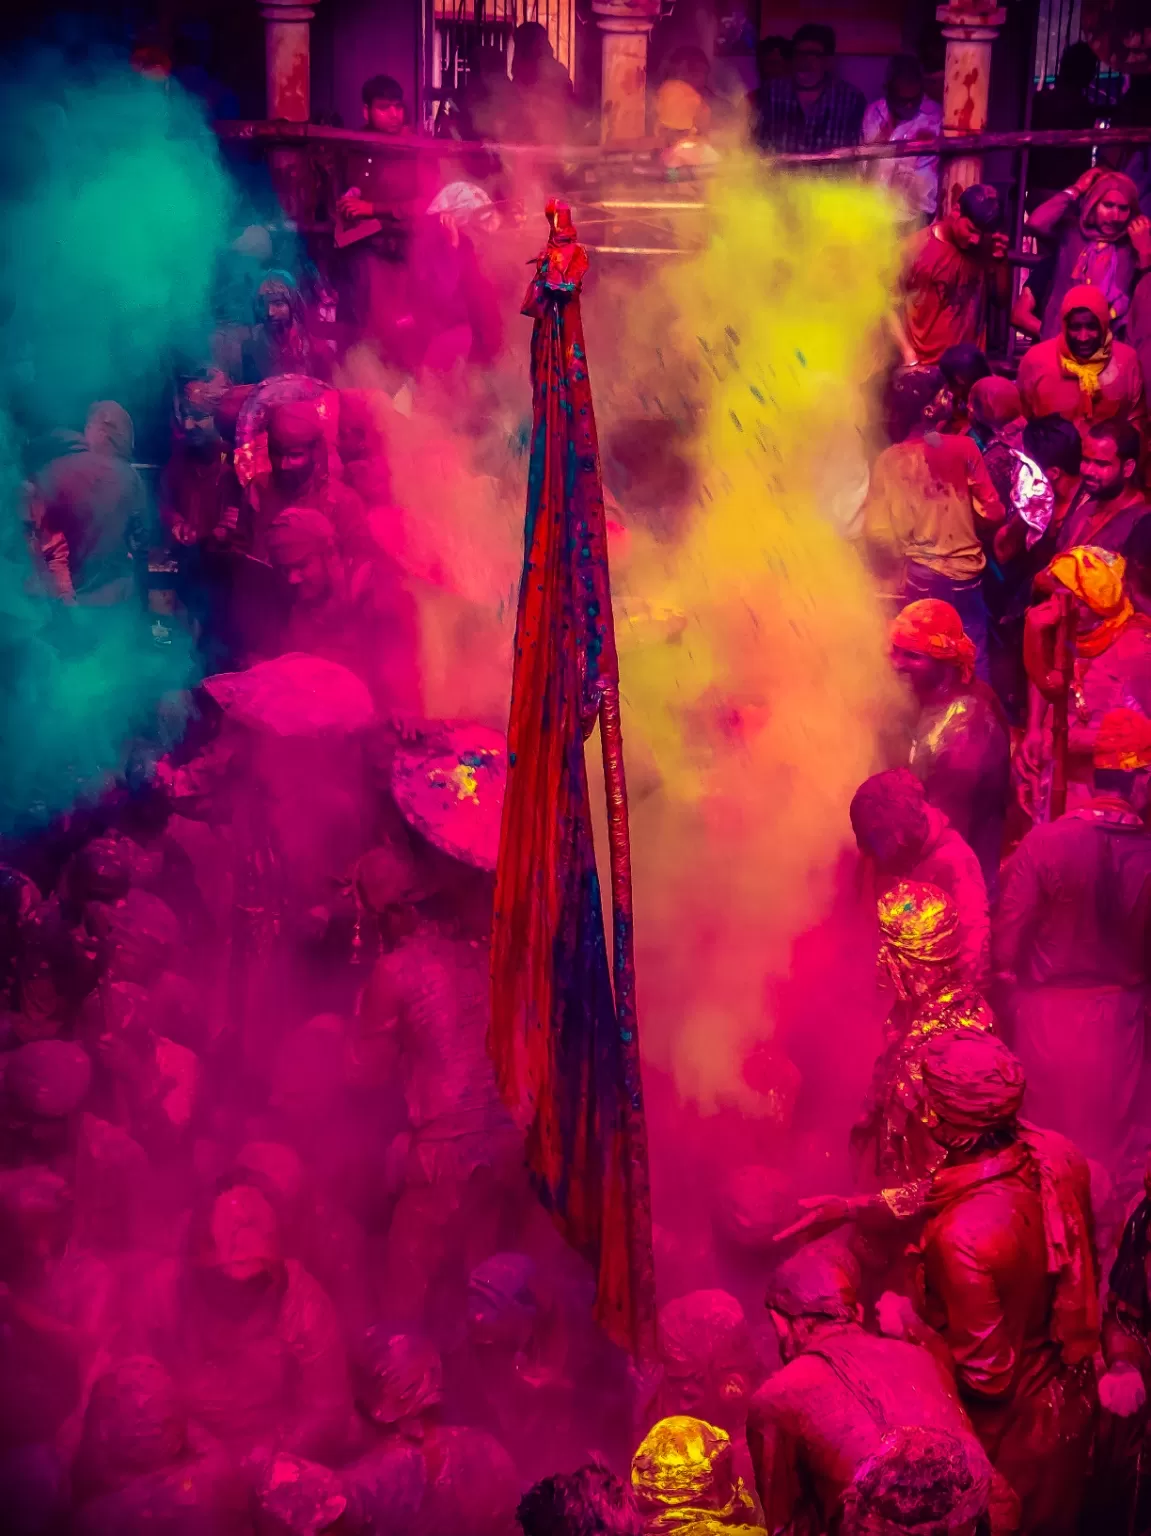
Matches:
[215,119,1151,353]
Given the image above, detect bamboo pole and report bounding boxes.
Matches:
[214,119,1151,166]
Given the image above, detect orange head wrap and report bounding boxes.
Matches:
[1094,708,1151,771]
[1060,282,1112,330]
[890,600,976,684]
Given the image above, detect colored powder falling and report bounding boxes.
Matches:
[601,160,903,1112]
[0,57,232,832]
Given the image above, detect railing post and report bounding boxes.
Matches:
[936,1,1007,212]
[258,0,321,224]
[591,0,663,143]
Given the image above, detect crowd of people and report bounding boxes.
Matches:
[6,21,1151,1536]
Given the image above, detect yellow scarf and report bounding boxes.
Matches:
[1058,341,1110,399]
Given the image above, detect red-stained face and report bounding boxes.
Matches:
[269,444,316,490]
[264,298,292,330]
[1081,435,1131,500]
[1092,190,1133,240]
[277,551,331,604]
[365,99,404,134]
[1064,307,1104,361]
[892,645,953,702]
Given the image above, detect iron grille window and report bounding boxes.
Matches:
[422,0,576,129]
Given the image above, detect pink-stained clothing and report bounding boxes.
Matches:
[917,1139,1097,1534]
[747,1324,1009,1534]
[1027,182,1147,342]
[994,800,1151,1168]
[909,805,991,985]
[1063,621,1151,800]
[901,224,999,364]
[1016,335,1147,437]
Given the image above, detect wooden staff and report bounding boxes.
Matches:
[1049,591,1076,821]
[599,679,657,1361]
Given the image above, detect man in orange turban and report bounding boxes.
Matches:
[890,600,1011,888]
[996,705,1151,1169]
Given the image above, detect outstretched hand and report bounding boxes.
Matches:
[774,1194,856,1244]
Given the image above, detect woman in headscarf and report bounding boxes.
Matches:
[1017,284,1146,438]
[631,1416,764,1536]
[1027,166,1151,341]
[1022,544,1151,810]
[242,271,329,384]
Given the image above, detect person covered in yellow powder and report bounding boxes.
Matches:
[853,880,995,1197]
[631,1415,765,1535]
[1021,544,1151,812]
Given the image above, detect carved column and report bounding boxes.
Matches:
[936,2,1007,213]
[259,0,320,225]
[592,0,663,143]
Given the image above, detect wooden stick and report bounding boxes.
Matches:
[1049,592,1076,822]
[598,680,657,1362]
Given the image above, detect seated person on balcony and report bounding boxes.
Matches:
[752,24,865,155]
[505,21,575,145]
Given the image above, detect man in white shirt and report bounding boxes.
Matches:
[863,54,942,227]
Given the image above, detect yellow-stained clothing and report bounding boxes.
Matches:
[863,431,1004,583]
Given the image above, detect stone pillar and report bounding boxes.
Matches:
[935,2,1006,214]
[592,0,662,143]
[259,0,320,225]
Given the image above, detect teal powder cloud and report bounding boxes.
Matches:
[0,56,237,835]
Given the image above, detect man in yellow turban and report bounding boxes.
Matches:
[631,1417,763,1535]
[1022,544,1151,811]
[854,880,995,1191]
